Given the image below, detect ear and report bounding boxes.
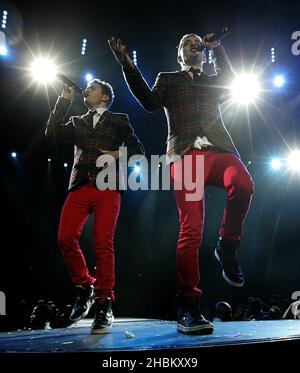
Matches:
[177,55,182,63]
[102,94,110,103]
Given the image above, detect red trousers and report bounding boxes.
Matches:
[171,150,254,297]
[58,182,121,301]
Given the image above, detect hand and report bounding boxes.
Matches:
[202,33,220,49]
[61,86,76,100]
[108,36,135,70]
[96,149,120,168]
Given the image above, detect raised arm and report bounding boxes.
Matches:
[45,87,76,141]
[108,36,168,112]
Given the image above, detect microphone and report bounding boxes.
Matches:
[56,73,83,94]
[208,26,230,42]
[196,27,230,51]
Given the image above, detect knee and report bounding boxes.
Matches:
[240,176,254,197]
[229,174,254,199]
[179,222,202,244]
[58,231,78,249]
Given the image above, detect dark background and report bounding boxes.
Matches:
[0,0,299,320]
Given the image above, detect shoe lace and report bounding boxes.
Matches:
[95,302,111,321]
[95,309,106,322]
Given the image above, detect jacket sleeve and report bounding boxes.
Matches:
[122,66,168,112]
[121,114,145,159]
[45,97,75,141]
[211,45,234,78]
[210,45,235,103]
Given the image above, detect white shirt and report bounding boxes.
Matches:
[88,107,107,128]
[181,66,214,150]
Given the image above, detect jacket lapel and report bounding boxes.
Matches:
[94,111,110,130]
[177,70,193,84]
[81,111,110,130]
[82,113,93,128]
[177,70,207,90]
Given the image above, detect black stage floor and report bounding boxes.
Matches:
[1,318,300,368]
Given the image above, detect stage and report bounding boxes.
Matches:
[1,318,300,367]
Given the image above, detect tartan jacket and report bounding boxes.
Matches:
[122,45,239,163]
[45,97,145,191]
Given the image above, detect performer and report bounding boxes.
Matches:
[108,33,254,334]
[45,79,144,333]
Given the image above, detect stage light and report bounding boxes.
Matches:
[0,45,7,55]
[64,163,68,168]
[133,50,137,66]
[271,158,282,171]
[48,158,51,162]
[2,10,7,29]
[85,73,93,81]
[271,47,275,63]
[81,38,87,55]
[273,75,284,87]
[0,30,7,55]
[134,165,141,173]
[230,74,260,104]
[11,152,17,158]
[287,151,300,172]
[30,58,57,83]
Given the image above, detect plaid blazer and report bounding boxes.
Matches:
[123,45,239,163]
[45,97,145,191]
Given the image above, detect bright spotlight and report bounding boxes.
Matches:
[271,158,282,170]
[287,151,300,172]
[64,163,68,168]
[48,158,51,162]
[0,45,7,55]
[134,165,141,173]
[230,74,260,104]
[30,58,57,83]
[0,30,7,55]
[11,152,17,158]
[85,73,93,81]
[273,75,284,87]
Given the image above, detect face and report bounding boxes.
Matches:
[83,83,108,108]
[178,35,205,67]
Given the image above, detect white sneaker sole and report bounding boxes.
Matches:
[177,323,214,334]
[91,316,114,334]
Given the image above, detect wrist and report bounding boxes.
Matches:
[123,57,135,71]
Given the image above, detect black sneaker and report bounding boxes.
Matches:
[177,296,214,335]
[91,298,114,334]
[70,285,95,322]
[214,238,244,287]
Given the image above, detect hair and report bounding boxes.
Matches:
[88,79,115,108]
[177,33,202,56]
